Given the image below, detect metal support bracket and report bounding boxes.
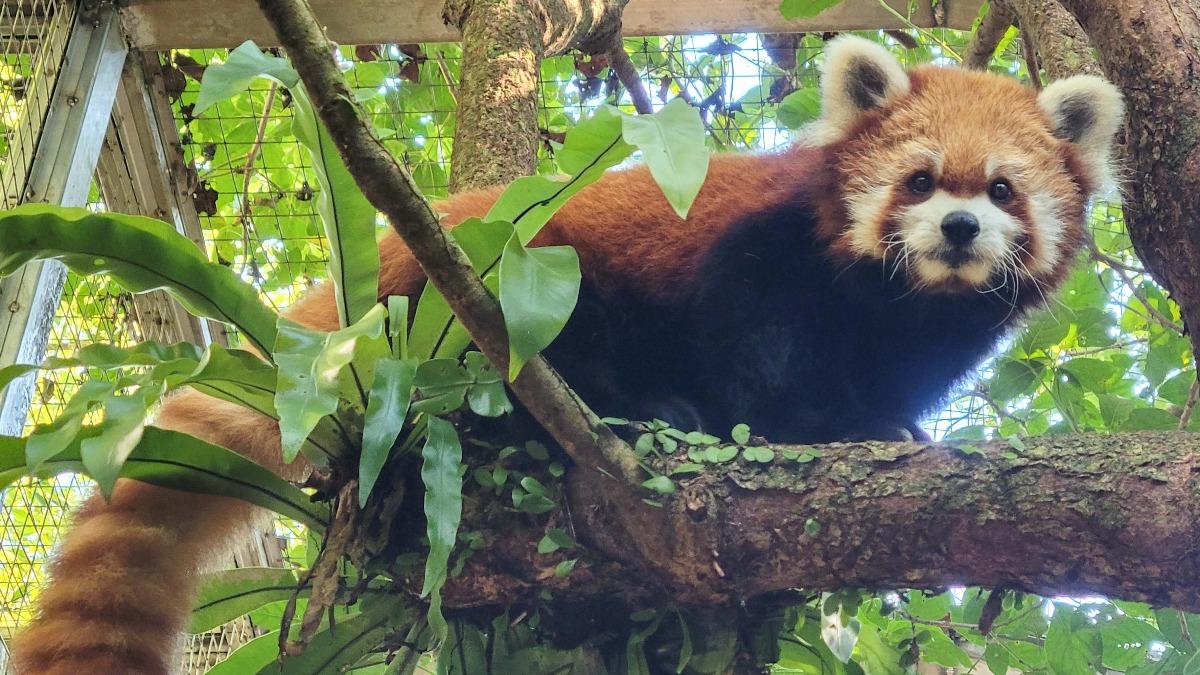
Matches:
[0,0,128,435]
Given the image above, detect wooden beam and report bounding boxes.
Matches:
[121,0,981,51]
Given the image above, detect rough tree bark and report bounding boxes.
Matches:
[443,0,627,191]
[1004,0,1102,80]
[439,432,1200,614]
[1050,0,1200,364]
[964,1,1015,69]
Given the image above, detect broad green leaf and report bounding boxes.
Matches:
[204,630,281,675]
[820,606,859,663]
[420,415,463,641]
[80,389,156,498]
[190,567,301,633]
[177,344,278,418]
[264,599,411,674]
[486,106,634,240]
[990,358,1045,401]
[619,98,709,218]
[984,642,1011,675]
[274,305,387,462]
[407,218,512,360]
[358,357,417,507]
[412,358,471,414]
[194,40,299,116]
[0,204,280,354]
[25,379,114,472]
[498,235,580,380]
[292,86,380,328]
[854,623,905,675]
[1046,612,1097,675]
[0,427,328,530]
[776,88,822,129]
[463,351,512,417]
[779,0,843,19]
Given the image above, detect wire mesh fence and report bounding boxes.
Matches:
[3,23,1134,673]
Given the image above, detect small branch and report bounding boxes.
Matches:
[1179,376,1200,430]
[238,81,277,280]
[1089,239,1184,334]
[1019,22,1044,89]
[254,0,643,485]
[964,0,1016,69]
[608,37,653,115]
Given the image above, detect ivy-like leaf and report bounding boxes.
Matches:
[619,97,709,218]
[498,235,581,380]
[779,0,844,19]
[194,40,299,116]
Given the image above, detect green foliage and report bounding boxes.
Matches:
[0,204,280,354]
[190,567,302,633]
[779,0,844,20]
[420,415,463,641]
[619,97,709,218]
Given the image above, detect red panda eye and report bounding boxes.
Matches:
[989,179,1013,203]
[907,171,934,194]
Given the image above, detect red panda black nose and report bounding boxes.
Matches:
[941,211,980,247]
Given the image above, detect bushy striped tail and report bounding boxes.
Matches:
[11,390,301,675]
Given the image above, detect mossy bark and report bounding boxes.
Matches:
[442,433,1200,614]
[1004,0,1102,80]
[444,0,626,191]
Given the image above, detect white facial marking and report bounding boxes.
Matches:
[896,191,1022,288]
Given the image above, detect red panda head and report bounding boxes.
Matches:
[808,36,1123,295]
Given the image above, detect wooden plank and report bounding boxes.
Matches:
[121,0,981,50]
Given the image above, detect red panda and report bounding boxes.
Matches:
[10,36,1122,674]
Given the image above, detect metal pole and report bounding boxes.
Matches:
[0,0,128,435]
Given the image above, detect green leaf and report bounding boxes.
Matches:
[642,475,676,494]
[204,630,281,675]
[358,358,417,507]
[0,204,280,354]
[486,107,634,240]
[984,642,1011,675]
[190,567,301,633]
[1046,612,1097,675]
[537,528,577,554]
[178,345,278,418]
[413,358,471,414]
[619,98,709,218]
[776,88,822,129]
[291,86,380,328]
[0,427,328,530]
[855,623,906,675]
[266,600,411,674]
[463,351,512,417]
[554,559,577,577]
[779,0,843,19]
[25,379,114,472]
[194,40,299,116]
[820,607,859,663]
[274,305,387,462]
[990,358,1046,401]
[80,389,155,498]
[730,423,751,445]
[420,416,463,641]
[498,234,581,380]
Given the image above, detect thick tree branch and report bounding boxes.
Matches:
[254,0,643,485]
[1004,0,1101,81]
[441,432,1200,615]
[442,0,628,190]
[964,1,1016,69]
[1050,0,1200,364]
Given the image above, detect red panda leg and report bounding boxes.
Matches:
[10,390,306,675]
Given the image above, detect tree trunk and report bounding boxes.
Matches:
[440,432,1200,615]
[443,0,627,191]
[1004,0,1102,81]
[1053,0,1200,362]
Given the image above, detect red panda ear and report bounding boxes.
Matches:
[812,36,910,142]
[1038,74,1125,191]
